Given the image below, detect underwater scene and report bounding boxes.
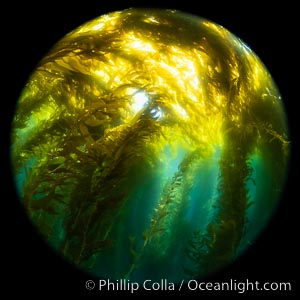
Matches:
[11,9,289,283]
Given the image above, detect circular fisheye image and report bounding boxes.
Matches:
[11,8,289,283]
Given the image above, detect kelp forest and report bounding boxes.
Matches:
[11,9,289,282]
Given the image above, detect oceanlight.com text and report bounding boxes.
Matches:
[85,278,292,293]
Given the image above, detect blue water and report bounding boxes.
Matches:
[15,157,36,198]
[93,146,223,281]
[15,142,280,283]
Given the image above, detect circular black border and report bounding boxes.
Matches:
[4,1,298,297]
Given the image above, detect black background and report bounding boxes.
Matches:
[4,0,298,297]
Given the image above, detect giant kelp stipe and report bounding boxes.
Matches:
[11,9,289,282]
